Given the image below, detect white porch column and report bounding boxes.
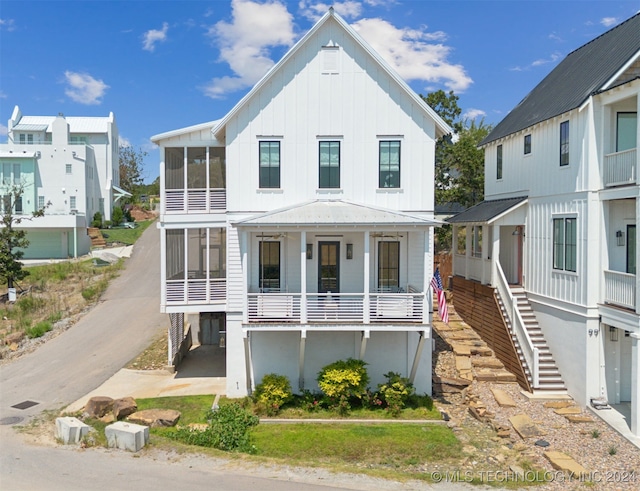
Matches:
[481,225,489,285]
[423,229,431,323]
[160,158,166,215]
[631,333,640,436]
[241,231,249,324]
[465,226,472,279]
[491,225,500,288]
[636,190,640,315]
[300,231,307,323]
[363,231,370,324]
[160,225,167,311]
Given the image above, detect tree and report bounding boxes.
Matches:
[0,184,46,290]
[119,145,147,198]
[421,90,492,252]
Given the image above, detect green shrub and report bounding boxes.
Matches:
[317,358,369,413]
[26,321,52,339]
[91,212,103,228]
[169,403,258,453]
[253,373,293,416]
[111,207,124,226]
[378,372,415,416]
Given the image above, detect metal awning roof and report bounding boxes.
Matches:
[446,197,528,225]
[233,200,441,228]
[0,150,38,158]
[12,123,49,131]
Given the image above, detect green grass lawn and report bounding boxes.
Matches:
[136,395,215,424]
[101,219,154,245]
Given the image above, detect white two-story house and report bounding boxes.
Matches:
[152,9,451,398]
[0,106,126,258]
[449,13,640,437]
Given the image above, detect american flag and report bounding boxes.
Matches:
[430,267,449,324]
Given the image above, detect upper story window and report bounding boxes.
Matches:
[559,121,570,166]
[553,217,576,272]
[18,134,33,144]
[319,141,340,188]
[379,141,400,188]
[524,134,531,155]
[259,141,281,188]
[2,163,20,186]
[496,145,503,179]
[70,196,77,210]
[66,163,72,174]
[38,196,45,209]
[617,112,637,152]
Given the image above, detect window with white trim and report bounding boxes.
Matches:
[559,121,569,166]
[259,141,280,188]
[496,145,503,179]
[553,217,576,272]
[379,141,400,188]
[319,141,340,188]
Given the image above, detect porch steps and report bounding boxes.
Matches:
[497,287,567,393]
[88,227,106,248]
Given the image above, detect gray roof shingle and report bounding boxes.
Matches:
[480,13,640,146]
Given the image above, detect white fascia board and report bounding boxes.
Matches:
[486,199,529,225]
[600,48,640,91]
[151,120,222,144]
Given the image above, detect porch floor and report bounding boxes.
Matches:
[588,402,640,449]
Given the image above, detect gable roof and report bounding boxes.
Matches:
[446,196,528,224]
[481,13,640,146]
[211,8,451,141]
[232,199,441,227]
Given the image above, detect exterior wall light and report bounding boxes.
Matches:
[616,230,625,246]
[346,243,353,260]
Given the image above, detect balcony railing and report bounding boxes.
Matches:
[164,188,226,213]
[603,148,637,187]
[246,291,426,324]
[166,278,226,305]
[604,269,636,310]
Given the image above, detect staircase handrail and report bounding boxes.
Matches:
[495,263,539,388]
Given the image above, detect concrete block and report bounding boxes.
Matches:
[55,417,90,444]
[105,421,149,452]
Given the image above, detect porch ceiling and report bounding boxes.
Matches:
[232,199,441,228]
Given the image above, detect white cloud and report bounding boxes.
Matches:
[142,22,169,52]
[299,1,362,21]
[202,0,295,98]
[0,124,7,137]
[548,32,563,42]
[63,71,109,105]
[510,51,562,71]
[0,18,16,32]
[601,17,618,27]
[119,136,132,148]
[352,18,472,92]
[463,108,486,121]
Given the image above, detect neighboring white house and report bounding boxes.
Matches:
[0,105,127,258]
[449,13,640,436]
[152,9,451,398]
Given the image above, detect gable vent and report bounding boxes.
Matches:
[322,46,340,74]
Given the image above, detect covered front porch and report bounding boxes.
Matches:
[233,200,439,326]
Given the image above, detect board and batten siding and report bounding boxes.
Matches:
[525,195,589,306]
[226,225,244,312]
[485,109,594,201]
[224,17,436,216]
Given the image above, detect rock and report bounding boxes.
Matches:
[495,370,517,382]
[127,409,181,427]
[4,331,24,345]
[432,376,471,393]
[83,396,114,418]
[509,414,545,438]
[455,356,472,371]
[565,415,593,423]
[543,400,574,409]
[113,397,137,420]
[475,371,497,382]
[472,358,504,369]
[491,388,517,407]
[452,343,471,356]
[554,406,581,415]
[544,451,589,477]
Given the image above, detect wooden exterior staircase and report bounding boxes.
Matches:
[88,227,106,248]
[496,286,567,393]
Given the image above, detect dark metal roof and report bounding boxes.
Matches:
[481,13,640,146]
[446,197,527,224]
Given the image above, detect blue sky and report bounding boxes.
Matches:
[1,0,639,183]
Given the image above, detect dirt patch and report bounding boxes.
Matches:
[126,332,168,370]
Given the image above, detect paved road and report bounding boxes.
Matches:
[0,223,166,425]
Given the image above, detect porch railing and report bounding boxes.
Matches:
[164,188,226,213]
[604,269,636,310]
[495,262,539,388]
[246,291,425,324]
[166,278,226,305]
[603,148,637,187]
